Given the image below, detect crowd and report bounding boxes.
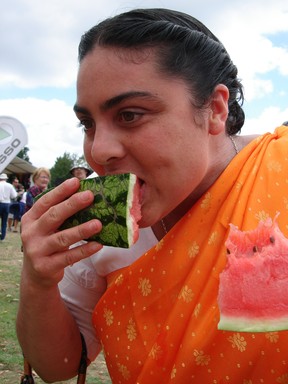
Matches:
[0,167,51,241]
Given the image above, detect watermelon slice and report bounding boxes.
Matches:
[62,173,141,248]
[36,173,141,248]
[218,215,288,332]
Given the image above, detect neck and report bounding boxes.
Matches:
[152,134,241,240]
[152,193,201,240]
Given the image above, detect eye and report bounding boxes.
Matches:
[78,119,94,132]
[119,111,143,123]
[120,111,136,122]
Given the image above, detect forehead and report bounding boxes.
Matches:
[77,47,161,89]
[38,172,49,178]
[76,46,188,107]
[79,45,157,71]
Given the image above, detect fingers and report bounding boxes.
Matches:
[46,241,103,274]
[43,219,103,255]
[28,178,82,220]
[38,189,95,233]
[23,239,103,288]
[22,178,95,234]
[20,177,104,287]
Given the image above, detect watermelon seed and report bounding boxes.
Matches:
[226,249,231,254]
[253,246,258,253]
[269,236,275,244]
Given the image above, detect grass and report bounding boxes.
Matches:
[0,231,111,383]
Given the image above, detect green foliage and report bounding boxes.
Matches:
[49,152,86,187]
[17,146,30,163]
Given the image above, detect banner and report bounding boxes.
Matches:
[0,116,28,173]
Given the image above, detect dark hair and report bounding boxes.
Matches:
[78,8,245,134]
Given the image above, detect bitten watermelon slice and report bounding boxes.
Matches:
[61,173,141,248]
[218,215,288,332]
[36,173,141,248]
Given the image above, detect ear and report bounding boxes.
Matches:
[208,84,229,135]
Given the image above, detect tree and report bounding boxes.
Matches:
[50,152,73,186]
[50,152,87,187]
[17,146,31,163]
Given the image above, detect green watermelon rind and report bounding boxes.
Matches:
[218,315,288,332]
[59,173,138,248]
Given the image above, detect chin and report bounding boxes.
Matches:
[138,204,160,228]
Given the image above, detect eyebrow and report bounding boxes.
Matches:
[73,91,154,115]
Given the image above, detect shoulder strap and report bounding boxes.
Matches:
[20,334,88,384]
[77,333,88,384]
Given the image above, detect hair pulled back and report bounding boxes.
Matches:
[79,8,245,134]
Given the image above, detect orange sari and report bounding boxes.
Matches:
[93,126,288,383]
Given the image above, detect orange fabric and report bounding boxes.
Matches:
[93,126,288,383]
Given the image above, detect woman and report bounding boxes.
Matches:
[17,8,288,383]
[25,167,50,212]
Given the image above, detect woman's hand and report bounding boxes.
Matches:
[21,177,103,288]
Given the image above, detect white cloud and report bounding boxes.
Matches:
[0,98,83,168]
[213,2,288,102]
[0,0,133,88]
[242,106,288,136]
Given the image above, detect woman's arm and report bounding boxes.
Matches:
[16,177,103,382]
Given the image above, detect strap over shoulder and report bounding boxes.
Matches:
[20,333,88,384]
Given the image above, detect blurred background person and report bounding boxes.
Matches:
[25,167,51,212]
[8,176,24,232]
[70,162,92,180]
[19,184,27,220]
[0,173,17,241]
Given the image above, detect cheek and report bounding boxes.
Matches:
[169,146,208,190]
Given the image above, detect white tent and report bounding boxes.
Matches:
[3,156,36,175]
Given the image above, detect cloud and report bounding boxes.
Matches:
[0,98,83,168]
[243,106,288,136]
[213,2,288,101]
[0,0,131,88]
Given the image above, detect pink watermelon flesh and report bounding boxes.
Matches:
[127,175,142,246]
[218,215,288,332]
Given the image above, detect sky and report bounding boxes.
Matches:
[0,0,288,169]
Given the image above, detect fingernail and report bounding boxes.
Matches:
[88,220,101,231]
[66,177,78,187]
[80,191,92,201]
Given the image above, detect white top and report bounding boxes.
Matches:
[59,227,158,361]
[20,191,27,204]
[0,180,17,203]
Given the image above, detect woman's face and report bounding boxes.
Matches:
[35,173,50,190]
[75,47,215,227]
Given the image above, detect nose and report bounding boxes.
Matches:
[88,124,126,166]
